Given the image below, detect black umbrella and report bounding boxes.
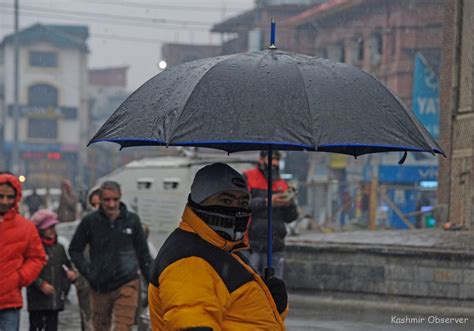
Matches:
[90,49,443,156]
[89,22,443,278]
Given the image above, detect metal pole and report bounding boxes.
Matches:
[369,170,378,230]
[264,148,274,280]
[12,0,20,174]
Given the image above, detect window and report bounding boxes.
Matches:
[375,33,383,56]
[29,51,58,68]
[28,84,58,107]
[339,44,346,63]
[327,44,345,63]
[369,33,383,65]
[28,118,58,139]
[163,178,180,190]
[137,178,154,190]
[357,37,364,61]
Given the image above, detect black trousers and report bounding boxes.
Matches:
[29,311,58,331]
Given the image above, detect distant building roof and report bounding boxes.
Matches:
[212,4,317,34]
[1,23,89,52]
[282,0,366,27]
[89,66,128,87]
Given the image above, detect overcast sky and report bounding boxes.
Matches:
[0,0,255,90]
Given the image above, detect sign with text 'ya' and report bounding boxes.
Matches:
[412,53,440,139]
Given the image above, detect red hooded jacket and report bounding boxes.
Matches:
[0,174,46,310]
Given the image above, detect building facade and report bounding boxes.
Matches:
[282,0,443,227]
[438,0,474,228]
[284,0,443,108]
[88,66,129,132]
[209,0,444,226]
[1,24,89,188]
[86,66,129,186]
[211,0,323,54]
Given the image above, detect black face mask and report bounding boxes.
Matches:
[258,163,280,179]
[188,198,251,241]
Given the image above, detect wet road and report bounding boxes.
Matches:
[20,288,82,331]
[285,304,473,331]
[19,288,473,330]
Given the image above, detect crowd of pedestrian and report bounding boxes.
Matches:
[1,151,298,330]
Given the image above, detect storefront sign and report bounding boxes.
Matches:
[8,105,77,119]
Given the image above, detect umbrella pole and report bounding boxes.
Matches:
[264,149,275,280]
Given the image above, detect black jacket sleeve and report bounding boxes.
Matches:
[283,202,299,223]
[68,216,92,279]
[133,217,153,283]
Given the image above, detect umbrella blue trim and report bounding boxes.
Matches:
[89,138,443,155]
[89,138,314,149]
[317,143,443,154]
[177,140,313,148]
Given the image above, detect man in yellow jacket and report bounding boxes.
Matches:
[148,163,288,330]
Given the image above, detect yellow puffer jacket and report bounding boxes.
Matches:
[148,207,287,331]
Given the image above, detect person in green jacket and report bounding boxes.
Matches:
[27,209,77,331]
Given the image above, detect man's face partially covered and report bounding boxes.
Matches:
[0,184,16,215]
[199,190,251,242]
[100,189,121,220]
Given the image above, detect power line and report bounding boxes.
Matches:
[92,32,168,44]
[0,23,220,45]
[0,6,213,31]
[0,3,214,28]
[75,0,247,13]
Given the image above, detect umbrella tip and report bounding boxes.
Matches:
[269,18,277,50]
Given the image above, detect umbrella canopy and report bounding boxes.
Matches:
[90,50,443,157]
[89,48,444,279]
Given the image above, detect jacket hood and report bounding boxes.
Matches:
[179,206,248,252]
[87,185,101,208]
[0,173,22,217]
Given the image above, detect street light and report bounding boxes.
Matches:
[158,60,167,70]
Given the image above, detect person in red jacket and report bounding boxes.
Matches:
[244,151,298,279]
[0,172,47,331]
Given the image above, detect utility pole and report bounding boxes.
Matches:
[12,0,20,174]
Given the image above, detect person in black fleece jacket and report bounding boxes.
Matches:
[69,181,152,331]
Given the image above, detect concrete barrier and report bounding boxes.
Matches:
[284,230,474,303]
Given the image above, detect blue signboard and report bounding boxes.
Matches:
[412,53,440,139]
[386,188,418,229]
[378,165,437,184]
